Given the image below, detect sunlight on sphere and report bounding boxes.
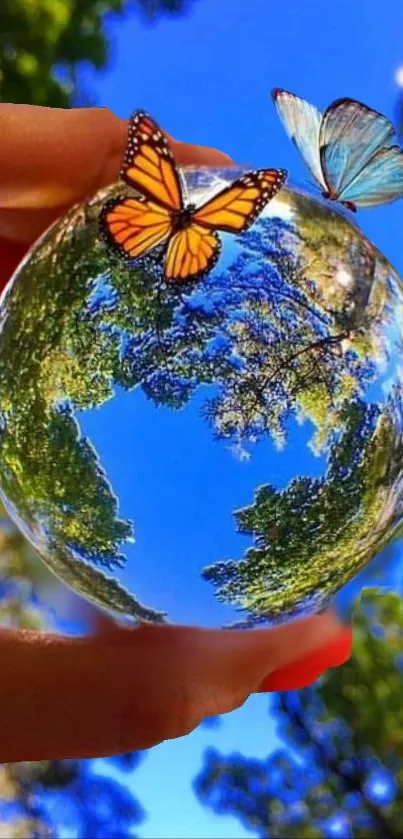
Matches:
[0,168,402,629]
[335,267,354,289]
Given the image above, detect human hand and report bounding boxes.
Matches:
[0,612,351,762]
[0,103,352,761]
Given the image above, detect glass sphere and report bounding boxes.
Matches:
[0,167,402,628]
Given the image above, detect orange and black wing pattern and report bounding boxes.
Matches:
[163,169,287,282]
[99,195,172,261]
[193,169,288,232]
[100,109,182,262]
[121,110,183,212]
[165,225,221,283]
[100,107,288,283]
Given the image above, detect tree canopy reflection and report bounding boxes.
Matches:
[203,390,403,622]
[0,187,399,620]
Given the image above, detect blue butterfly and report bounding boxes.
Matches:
[272,88,403,212]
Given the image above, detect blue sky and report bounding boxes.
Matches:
[89,0,403,268]
[76,0,403,835]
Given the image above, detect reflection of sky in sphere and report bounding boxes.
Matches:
[0,170,403,626]
[78,386,324,626]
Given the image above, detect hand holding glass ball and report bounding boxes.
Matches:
[0,104,350,762]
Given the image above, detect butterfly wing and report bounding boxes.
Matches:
[192,168,288,233]
[337,145,403,207]
[319,98,395,198]
[165,225,221,283]
[164,169,286,283]
[100,196,172,260]
[121,110,183,212]
[271,88,326,189]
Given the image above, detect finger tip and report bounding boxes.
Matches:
[256,626,353,693]
[171,139,233,167]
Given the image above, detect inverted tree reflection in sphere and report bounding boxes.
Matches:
[0,168,402,628]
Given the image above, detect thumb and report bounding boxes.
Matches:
[0,105,233,245]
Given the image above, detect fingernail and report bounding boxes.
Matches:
[214,611,346,698]
[257,627,353,693]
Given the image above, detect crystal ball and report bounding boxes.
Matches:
[0,167,402,628]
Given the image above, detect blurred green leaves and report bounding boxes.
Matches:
[196,591,403,839]
[0,0,126,106]
[0,0,192,107]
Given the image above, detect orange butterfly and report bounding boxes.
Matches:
[100,110,288,283]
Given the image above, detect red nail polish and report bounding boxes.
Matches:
[257,628,352,693]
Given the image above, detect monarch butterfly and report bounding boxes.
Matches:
[272,88,403,212]
[100,110,288,283]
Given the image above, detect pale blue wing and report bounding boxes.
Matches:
[319,98,395,197]
[271,88,326,189]
[339,145,403,207]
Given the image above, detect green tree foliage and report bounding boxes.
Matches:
[0,397,132,568]
[290,191,395,373]
[108,212,375,451]
[0,0,192,107]
[203,393,403,622]
[0,184,396,620]
[0,0,125,106]
[0,505,146,838]
[200,216,374,449]
[0,756,145,838]
[195,591,403,839]
[0,1,187,830]
[0,504,46,630]
[0,203,166,619]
